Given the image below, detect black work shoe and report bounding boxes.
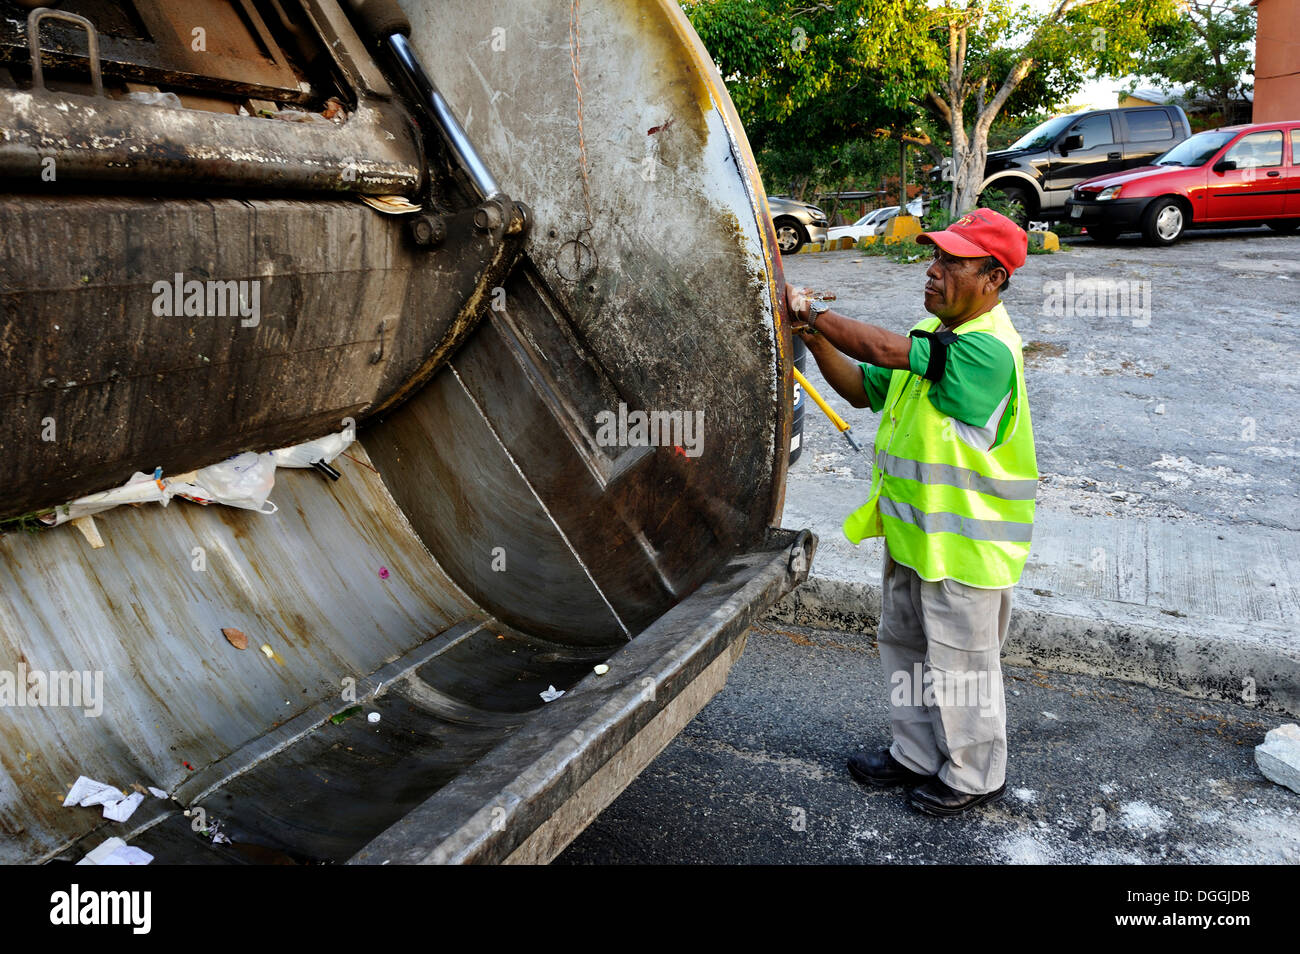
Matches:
[847,748,933,787]
[908,778,1007,816]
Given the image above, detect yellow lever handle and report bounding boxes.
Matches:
[793,367,862,452]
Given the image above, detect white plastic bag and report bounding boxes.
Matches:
[164,477,216,506]
[271,430,354,469]
[125,90,183,109]
[40,471,169,526]
[192,452,278,514]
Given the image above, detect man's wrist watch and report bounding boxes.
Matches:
[806,299,831,334]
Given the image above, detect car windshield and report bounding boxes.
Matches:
[852,208,893,226]
[1006,114,1076,150]
[1155,130,1236,167]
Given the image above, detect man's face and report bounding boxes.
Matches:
[923,247,999,321]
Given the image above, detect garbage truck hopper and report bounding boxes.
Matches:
[0,0,812,864]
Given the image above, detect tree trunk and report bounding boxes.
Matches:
[928,0,1096,219]
[949,135,989,215]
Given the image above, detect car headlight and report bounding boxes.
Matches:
[1097,185,1123,201]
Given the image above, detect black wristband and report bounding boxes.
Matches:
[908,329,959,382]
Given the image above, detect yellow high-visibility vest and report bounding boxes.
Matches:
[843,302,1038,588]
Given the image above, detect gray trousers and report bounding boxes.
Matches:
[876,545,1013,794]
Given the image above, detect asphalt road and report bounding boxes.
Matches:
[557,229,1300,865]
[557,622,1299,864]
[783,229,1300,532]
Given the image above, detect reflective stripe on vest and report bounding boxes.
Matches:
[843,302,1038,588]
[874,450,1037,502]
[877,496,1034,543]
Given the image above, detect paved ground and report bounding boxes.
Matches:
[557,230,1300,864]
[773,230,1300,711]
[787,228,1300,531]
[558,622,1300,864]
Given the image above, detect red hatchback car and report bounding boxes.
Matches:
[1064,121,1300,245]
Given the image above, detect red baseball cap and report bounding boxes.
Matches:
[917,207,1028,276]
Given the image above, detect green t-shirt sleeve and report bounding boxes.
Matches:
[907,331,1015,427]
[859,363,893,413]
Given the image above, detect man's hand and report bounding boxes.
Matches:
[785,283,811,325]
[784,283,912,374]
[785,283,826,342]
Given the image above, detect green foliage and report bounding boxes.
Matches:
[682,0,1184,208]
[932,3,1080,119]
[928,0,1183,214]
[860,236,931,264]
[682,0,942,195]
[1125,0,1255,118]
[976,186,1021,220]
[0,510,53,535]
[764,134,896,202]
[926,0,1183,125]
[922,202,956,232]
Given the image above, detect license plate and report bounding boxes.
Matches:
[1070,205,1083,219]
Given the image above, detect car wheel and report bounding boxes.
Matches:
[1265,220,1300,234]
[773,217,808,255]
[1142,198,1186,246]
[1086,225,1120,243]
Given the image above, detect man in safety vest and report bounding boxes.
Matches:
[786,208,1036,816]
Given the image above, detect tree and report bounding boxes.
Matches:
[682,0,942,197]
[1126,0,1255,123]
[924,0,1181,216]
[683,1,1180,218]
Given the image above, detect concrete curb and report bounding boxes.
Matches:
[795,236,861,254]
[1029,229,1060,251]
[766,572,1300,717]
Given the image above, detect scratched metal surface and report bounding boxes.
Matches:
[0,444,482,863]
[399,0,793,527]
[0,0,795,864]
[0,195,526,521]
[123,622,610,865]
[360,0,797,644]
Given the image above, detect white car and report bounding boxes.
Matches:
[874,197,928,233]
[827,206,898,242]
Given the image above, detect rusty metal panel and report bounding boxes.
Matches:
[0,88,422,192]
[0,0,802,865]
[0,443,481,863]
[35,530,813,865]
[0,0,306,99]
[0,196,524,521]
[397,0,792,534]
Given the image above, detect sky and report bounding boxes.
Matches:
[1073,76,1131,110]
[1021,0,1134,109]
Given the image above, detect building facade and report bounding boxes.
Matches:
[1253,0,1300,123]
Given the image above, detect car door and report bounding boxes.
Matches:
[1120,109,1179,168]
[1206,129,1287,221]
[1045,114,1123,210]
[1286,129,1300,216]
